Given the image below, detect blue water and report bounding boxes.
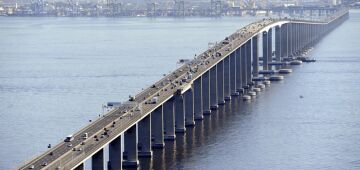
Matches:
[0,10,360,169]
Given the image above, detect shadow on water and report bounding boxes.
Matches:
[126,96,254,170]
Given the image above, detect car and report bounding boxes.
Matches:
[42,162,48,166]
[67,144,72,147]
[82,133,88,139]
[28,165,35,169]
[64,135,74,142]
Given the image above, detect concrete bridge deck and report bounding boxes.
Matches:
[19,8,349,170]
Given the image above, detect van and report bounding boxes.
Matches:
[64,135,74,142]
[151,97,158,104]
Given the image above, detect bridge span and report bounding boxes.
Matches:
[19,8,349,170]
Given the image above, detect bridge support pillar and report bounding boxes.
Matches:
[174,95,186,132]
[241,45,248,91]
[275,25,281,69]
[224,56,231,100]
[92,148,104,170]
[151,106,165,148]
[252,35,259,78]
[109,136,122,170]
[267,28,273,70]
[217,60,225,105]
[246,40,253,87]
[123,124,139,168]
[202,71,211,114]
[138,115,152,157]
[262,31,268,70]
[184,89,195,126]
[209,66,218,109]
[235,48,243,93]
[230,52,239,96]
[281,24,288,58]
[163,99,176,140]
[193,78,203,120]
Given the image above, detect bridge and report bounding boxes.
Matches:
[19,8,349,170]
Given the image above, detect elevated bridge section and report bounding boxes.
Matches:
[19,8,349,170]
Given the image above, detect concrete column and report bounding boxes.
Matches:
[163,99,176,140]
[252,35,259,77]
[151,106,164,148]
[123,124,138,168]
[217,60,225,105]
[292,23,295,55]
[184,89,195,126]
[235,48,242,92]
[209,66,218,109]
[288,23,293,55]
[230,52,239,96]
[241,45,247,89]
[74,163,84,170]
[262,31,268,70]
[281,24,288,58]
[174,95,186,132]
[138,115,152,157]
[223,56,231,100]
[275,26,281,63]
[202,71,211,114]
[296,24,299,51]
[267,28,273,70]
[193,78,203,120]
[109,136,122,170]
[246,40,252,86]
[92,148,104,170]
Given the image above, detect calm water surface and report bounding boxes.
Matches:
[1,11,360,170]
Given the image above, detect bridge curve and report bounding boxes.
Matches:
[19,8,349,170]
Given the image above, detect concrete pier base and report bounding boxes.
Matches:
[210,105,219,110]
[203,110,211,115]
[218,100,225,105]
[231,92,240,96]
